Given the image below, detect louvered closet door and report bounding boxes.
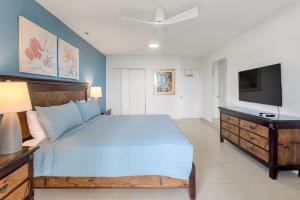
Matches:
[112,68,146,115]
[121,69,130,115]
[129,69,146,115]
[112,69,122,115]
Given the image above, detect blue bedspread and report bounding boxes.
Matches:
[34,115,193,179]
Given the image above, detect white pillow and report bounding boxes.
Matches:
[26,110,47,141]
[22,139,41,147]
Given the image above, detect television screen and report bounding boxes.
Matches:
[239,64,282,106]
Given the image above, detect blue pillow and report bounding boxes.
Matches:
[76,100,100,122]
[35,102,83,141]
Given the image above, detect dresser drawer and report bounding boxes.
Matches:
[240,129,269,151]
[221,114,239,126]
[222,129,239,145]
[277,129,300,166]
[3,181,29,200]
[222,121,239,135]
[0,164,28,199]
[240,139,269,163]
[240,120,269,139]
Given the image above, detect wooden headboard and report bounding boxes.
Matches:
[0,75,89,141]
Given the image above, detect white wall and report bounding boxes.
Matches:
[201,1,300,121]
[106,56,203,118]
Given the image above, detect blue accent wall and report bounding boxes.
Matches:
[0,0,106,108]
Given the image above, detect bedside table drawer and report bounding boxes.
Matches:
[3,181,29,200]
[101,109,112,115]
[0,164,28,199]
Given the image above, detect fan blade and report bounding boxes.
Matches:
[121,17,156,25]
[164,7,198,25]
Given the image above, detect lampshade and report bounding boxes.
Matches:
[90,86,102,98]
[0,82,32,114]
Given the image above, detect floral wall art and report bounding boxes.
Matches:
[153,69,176,95]
[19,16,57,76]
[58,39,80,80]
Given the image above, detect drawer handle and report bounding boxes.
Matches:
[0,183,8,193]
[249,125,256,130]
[248,145,255,151]
[249,136,256,141]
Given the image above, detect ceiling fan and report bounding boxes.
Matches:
[121,6,199,26]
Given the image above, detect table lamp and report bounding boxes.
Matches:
[0,82,32,155]
[90,86,102,100]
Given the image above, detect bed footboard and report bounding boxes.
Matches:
[34,175,188,188]
[34,163,196,199]
[189,163,196,200]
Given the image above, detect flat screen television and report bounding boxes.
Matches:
[239,64,282,106]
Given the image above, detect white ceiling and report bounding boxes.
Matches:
[37,0,294,57]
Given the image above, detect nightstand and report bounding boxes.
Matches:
[101,109,112,115]
[0,147,39,200]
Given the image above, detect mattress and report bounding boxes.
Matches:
[34,115,193,179]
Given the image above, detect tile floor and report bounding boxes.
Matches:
[36,119,300,200]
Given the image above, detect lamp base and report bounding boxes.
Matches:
[0,112,22,155]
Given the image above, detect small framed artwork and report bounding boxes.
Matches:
[153,69,176,95]
[19,16,57,76]
[58,39,80,80]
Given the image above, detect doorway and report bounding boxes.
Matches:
[212,58,227,124]
[180,69,201,119]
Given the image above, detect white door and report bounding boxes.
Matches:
[212,68,220,118]
[112,68,146,115]
[121,69,130,115]
[212,58,227,121]
[180,69,201,118]
[112,69,122,115]
[129,69,146,115]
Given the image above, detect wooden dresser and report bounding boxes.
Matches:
[219,107,300,179]
[0,147,38,200]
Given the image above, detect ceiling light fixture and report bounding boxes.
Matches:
[149,43,159,48]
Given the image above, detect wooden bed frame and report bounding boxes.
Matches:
[0,75,196,200]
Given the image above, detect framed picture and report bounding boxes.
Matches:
[153,69,176,95]
[19,16,57,77]
[58,39,80,80]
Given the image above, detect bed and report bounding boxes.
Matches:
[0,75,196,200]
